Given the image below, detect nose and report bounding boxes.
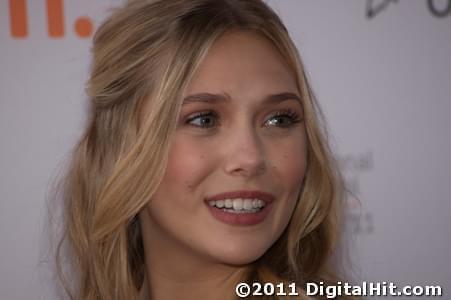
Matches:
[222,125,266,177]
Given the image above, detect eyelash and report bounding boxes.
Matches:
[184,108,302,129]
[185,111,220,129]
[268,109,302,128]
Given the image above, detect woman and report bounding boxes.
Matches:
[57,0,350,299]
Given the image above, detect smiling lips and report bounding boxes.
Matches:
[205,190,274,226]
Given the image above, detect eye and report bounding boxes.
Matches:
[264,109,302,128]
[185,111,219,128]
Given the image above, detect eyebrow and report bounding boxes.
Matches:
[182,92,302,105]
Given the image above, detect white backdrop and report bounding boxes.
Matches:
[1,0,450,299]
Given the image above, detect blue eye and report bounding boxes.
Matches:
[185,111,219,128]
[265,109,302,128]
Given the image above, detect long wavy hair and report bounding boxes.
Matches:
[56,0,352,299]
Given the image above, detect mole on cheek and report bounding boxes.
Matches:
[185,181,193,189]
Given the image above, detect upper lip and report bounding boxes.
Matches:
[205,190,275,203]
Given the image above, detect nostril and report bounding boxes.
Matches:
[227,159,266,177]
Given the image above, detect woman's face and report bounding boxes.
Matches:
[142,31,307,266]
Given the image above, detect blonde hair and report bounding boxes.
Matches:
[57,0,352,299]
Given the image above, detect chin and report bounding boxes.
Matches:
[207,238,272,266]
[215,251,264,266]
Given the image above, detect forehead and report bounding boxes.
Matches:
[185,31,298,97]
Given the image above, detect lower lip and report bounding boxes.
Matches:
[206,202,272,226]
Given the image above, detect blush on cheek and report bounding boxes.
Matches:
[163,136,215,195]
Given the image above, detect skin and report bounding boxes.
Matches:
[139,31,308,300]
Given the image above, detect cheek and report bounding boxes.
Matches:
[268,137,307,190]
[160,135,214,194]
[145,135,214,227]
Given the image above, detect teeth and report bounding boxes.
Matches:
[252,199,258,208]
[225,199,233,208]
[243,199,253,210]
[208,198,266,211]
[232,198,243,210]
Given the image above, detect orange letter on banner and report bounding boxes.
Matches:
[9,0,28,38]
[46,0,65,37]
